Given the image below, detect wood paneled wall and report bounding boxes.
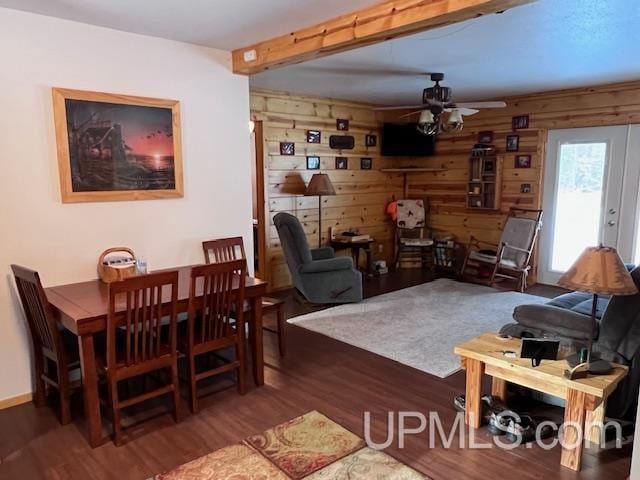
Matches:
[251,89,401,290]
[252,81,640,289]
[390,80,640,282]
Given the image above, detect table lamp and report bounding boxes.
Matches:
[558,245,638,374]
[304,173,336,248]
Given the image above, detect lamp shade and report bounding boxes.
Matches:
[558,245,638,296]
[304,173,336,196]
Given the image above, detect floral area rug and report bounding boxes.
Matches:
[153,410,429,479]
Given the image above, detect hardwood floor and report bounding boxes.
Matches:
[0,272,631,479]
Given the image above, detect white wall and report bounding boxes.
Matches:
[0,8,253,402]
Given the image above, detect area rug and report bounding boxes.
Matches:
[288,278,548,378]
[153,411,428,479]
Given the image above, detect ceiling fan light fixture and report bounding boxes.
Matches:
[416,109,438,136]
[418,109,435,124]
[440,109,464,133]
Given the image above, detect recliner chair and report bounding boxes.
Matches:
[273,212,363,304]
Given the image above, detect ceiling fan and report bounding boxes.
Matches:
[375,73,506,135]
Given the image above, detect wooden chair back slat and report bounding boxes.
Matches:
[107,271,178,368]
[188,260,246,346]
[11,265,61,354]
[202,237,246,264]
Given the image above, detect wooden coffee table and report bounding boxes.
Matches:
[454,333,628,471]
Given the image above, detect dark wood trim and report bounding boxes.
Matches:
[254,121,268,284]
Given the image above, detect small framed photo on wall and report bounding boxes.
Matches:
[506,135,520,152]
[512,115,529,130]
[336,119,349,131]
[521,183,532,193]
[306,156,321,170]
[477,131,493,144]
[335,157,348,170]
[360,157,372,170]
[515,154,532,168]
[280,142,295,156]
[306,130,321,144]
[365,134,377,147]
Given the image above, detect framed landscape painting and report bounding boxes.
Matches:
[52,88,183,202]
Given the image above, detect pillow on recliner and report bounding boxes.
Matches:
[548,291,609,319]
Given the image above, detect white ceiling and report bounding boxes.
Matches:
[252,0,640,104]
[0,0,377,50]
[3,0,639,104]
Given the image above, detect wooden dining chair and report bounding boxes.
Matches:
[10,265,82,425]
[182,260,247,413]
[203,237,286,356]
[105,271,180,445]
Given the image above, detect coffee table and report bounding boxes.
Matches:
[454,333,628,471]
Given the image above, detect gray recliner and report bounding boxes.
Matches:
[273,212,363,304]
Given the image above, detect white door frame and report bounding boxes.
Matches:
[620,125,640,262]
[539,126,629,285]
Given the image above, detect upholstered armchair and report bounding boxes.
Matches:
[273,212,363,304]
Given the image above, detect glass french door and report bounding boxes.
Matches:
[539,125,640,284]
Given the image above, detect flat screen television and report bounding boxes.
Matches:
[381,123,436,156]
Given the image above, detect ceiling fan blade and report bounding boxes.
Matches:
[454,101,507,109]
[398,110,427,119]
[374,104,425,111]
[445,107,479,116]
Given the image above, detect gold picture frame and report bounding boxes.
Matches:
[52,87,183,203]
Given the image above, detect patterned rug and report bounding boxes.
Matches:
[153,411,429,479]
[288,279,547,378]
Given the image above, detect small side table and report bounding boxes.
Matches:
[330,239,375,276]
[455,333,628,472]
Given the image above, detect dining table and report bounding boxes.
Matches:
[45,264,268,448]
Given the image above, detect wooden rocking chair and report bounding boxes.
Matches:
[461,208,543,292]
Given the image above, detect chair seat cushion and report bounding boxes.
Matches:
[468,251,519,269]
[469,250,497,263]
[400,238,434,247]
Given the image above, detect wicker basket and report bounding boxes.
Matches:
[98,247,137,283]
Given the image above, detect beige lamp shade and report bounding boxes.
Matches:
[558,245,638,296]
[304,173,336,196]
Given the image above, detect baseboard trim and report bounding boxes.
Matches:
[0,392,32,410]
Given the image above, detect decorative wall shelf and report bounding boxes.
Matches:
[467,156,502,210]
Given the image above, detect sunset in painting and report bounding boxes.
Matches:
[64,99,176,192]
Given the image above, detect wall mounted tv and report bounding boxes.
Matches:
[381,123,436,156]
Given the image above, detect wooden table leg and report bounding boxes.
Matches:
[365,249,373,277]
[465,358,484,428]
[250,296,264,386]
[585,398,606,447]
[491,377,508,403]
[78,333,103,448]
[560,388,587,471]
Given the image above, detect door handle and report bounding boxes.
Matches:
[608,220,617,227]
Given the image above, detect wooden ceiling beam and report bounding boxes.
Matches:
[232,0,536,75]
